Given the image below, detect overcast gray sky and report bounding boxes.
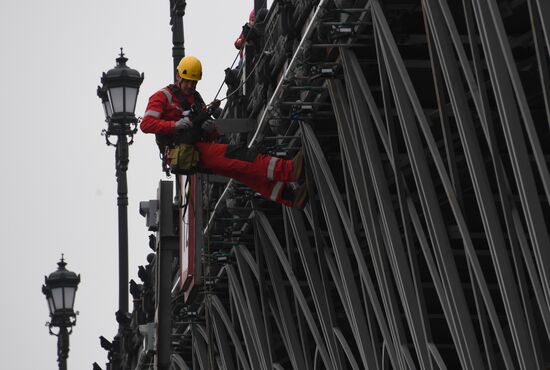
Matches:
[0,0,265,368]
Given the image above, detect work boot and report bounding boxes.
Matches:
[291,182,309,210]
[292,149,305,183]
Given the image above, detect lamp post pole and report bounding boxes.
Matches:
[170,0,186,74]
[115,134,130,314]
[57,325,69,370]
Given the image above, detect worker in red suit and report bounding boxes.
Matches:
[234,9,255,59]
[140,55,307,209]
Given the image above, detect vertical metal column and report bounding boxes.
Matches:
[170,0,186,74]
[57,326,69,370]
[156,180,178,369]
[170,0,186,208]
[115,136,130,315]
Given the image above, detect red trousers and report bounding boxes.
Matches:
[195,142,294,206]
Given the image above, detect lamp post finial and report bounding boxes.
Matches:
[58,254,66,269]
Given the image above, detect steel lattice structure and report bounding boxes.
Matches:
[118,0,550,369]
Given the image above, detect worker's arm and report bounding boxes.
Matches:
[234,32,245,49]
[140,90,177,135]
[234,23,252,50]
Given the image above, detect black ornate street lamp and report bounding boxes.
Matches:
[97,49,144,315]
[42,255,80,370]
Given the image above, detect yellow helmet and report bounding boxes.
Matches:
[177,55,202,81]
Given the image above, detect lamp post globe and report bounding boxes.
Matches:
[42,255,80,370]
[100,48,144,135]
[96,85,112,122]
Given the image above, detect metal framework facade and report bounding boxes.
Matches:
[127,0,550,369]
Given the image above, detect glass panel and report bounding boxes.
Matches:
[64,287,76,310]
[125,87,138,114]
[103,100,113,119]
[47,297,55,315]
[51,287,63,311]
[108,87,124,113]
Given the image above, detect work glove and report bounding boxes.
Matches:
[201,119,216,133]
[175,117,192,131]
[209,99,222,119]
[242,23,251,38]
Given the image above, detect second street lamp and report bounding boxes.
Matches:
[98,49,144,315]
[42,255,80,370]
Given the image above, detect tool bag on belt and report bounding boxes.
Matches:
[166,143,201,175]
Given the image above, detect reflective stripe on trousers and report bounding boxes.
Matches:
[267,157,279,180]
[269,181,284,201]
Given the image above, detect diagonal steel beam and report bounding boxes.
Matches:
[255,212,334,369]
[267,301,294,369]
[209,301,237,370]
[211,294,252,370]
[234,248,273,369]
[302,122,399,370]
[483,0,550,212]
[427,343,449,370]
[285,207,345,370]
[226,265,264,369]
[327,78,402,369]
[527,0,550,130]
[422,1,539,367]
[339,48,433,370]
[329,74,409,370]
[534,0,550,54]
[372,16,502,368]
[371,2,509,368]
[283,210,314,370]
[333,327,361,370]
[471,0,550,314]
[255,221,307,369]
[511,208,550,341]
[191,325,209,370]
[453,0,550,348]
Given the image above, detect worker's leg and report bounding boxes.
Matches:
[195,142,293,206]
[195,142,297,182]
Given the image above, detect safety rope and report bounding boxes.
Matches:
[213,51,240,102]
[211,13,280,104]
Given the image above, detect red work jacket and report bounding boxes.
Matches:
[141,85,197,135]
[140,85,219,142]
